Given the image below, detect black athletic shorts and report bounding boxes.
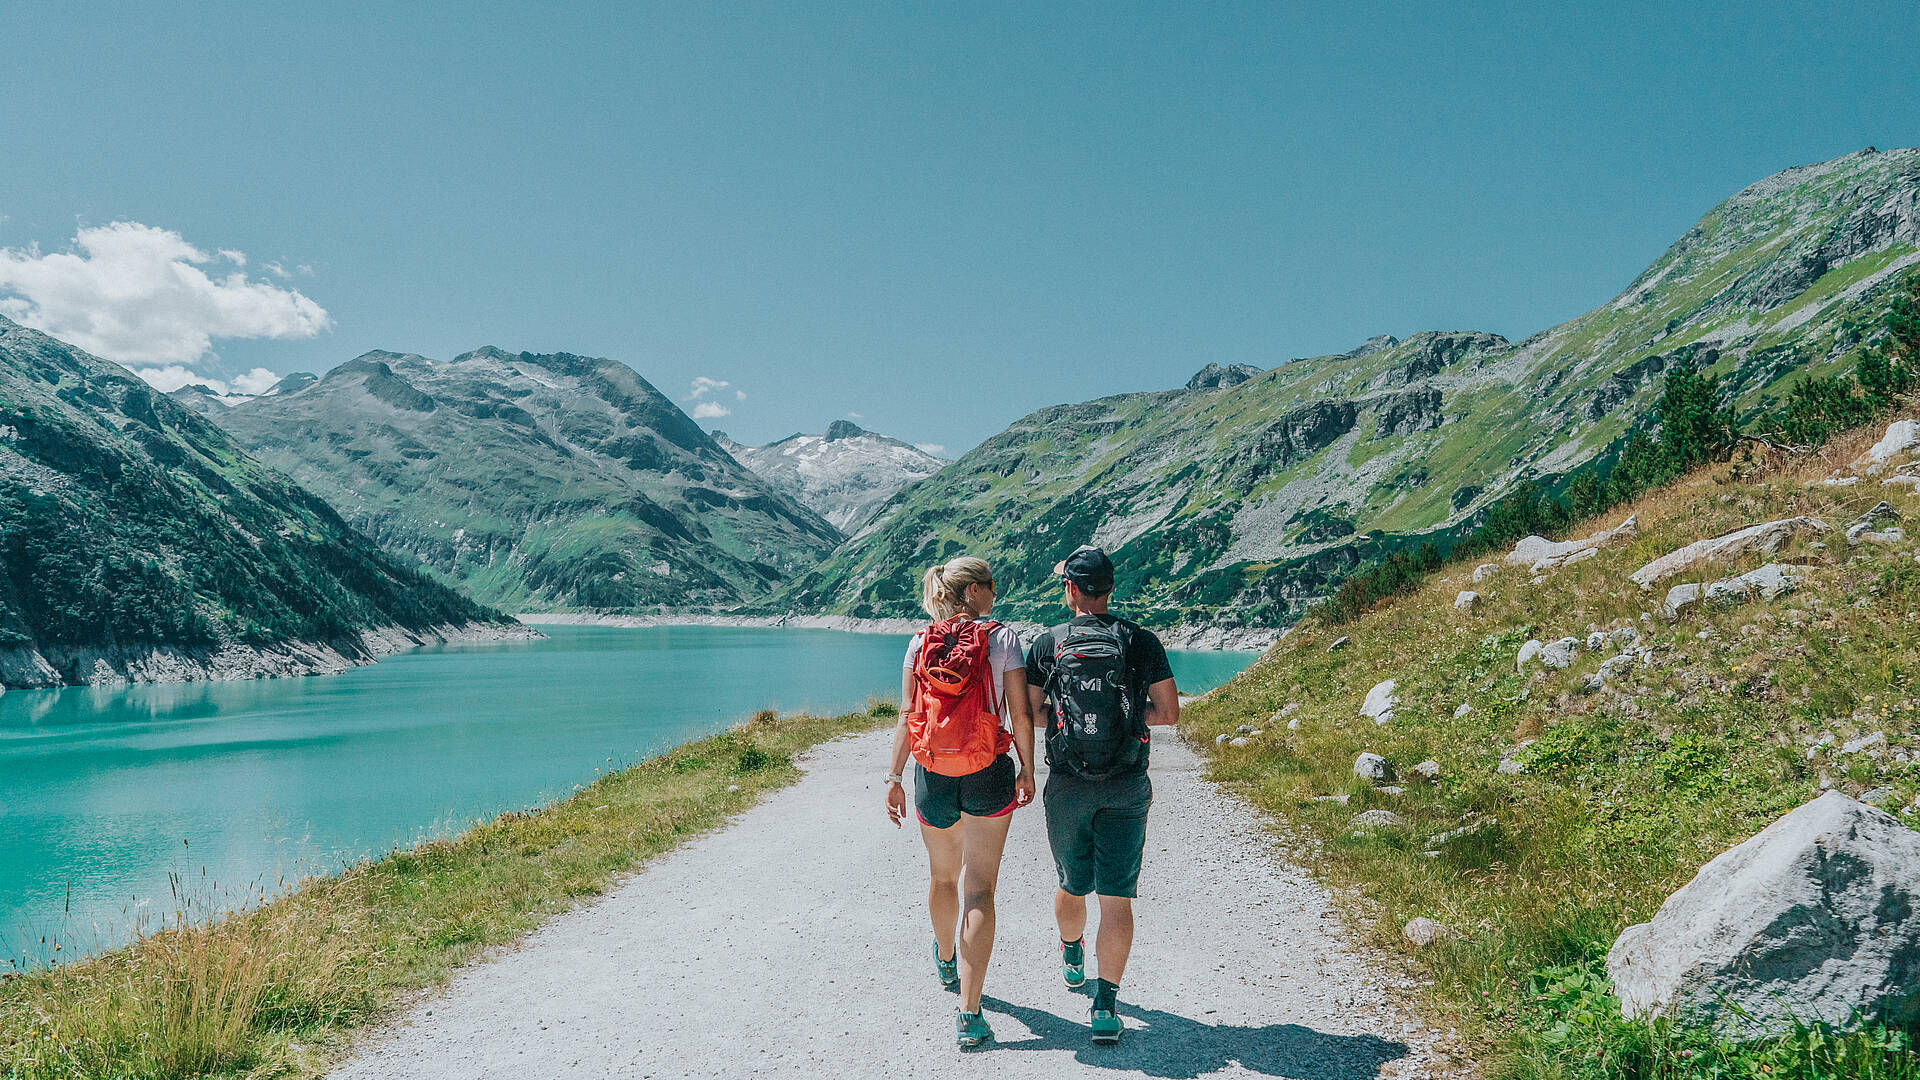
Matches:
[914,755,1018,830]
[1043,769,1152,898]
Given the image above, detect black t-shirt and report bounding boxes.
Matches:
[1026,614,1175,774]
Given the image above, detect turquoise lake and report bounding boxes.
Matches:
[1,625,1254,963]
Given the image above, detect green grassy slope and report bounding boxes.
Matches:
[0,319,505,674]
[212,348,844,612]
[1186,418,1920,1075]
[787,147,1920,631]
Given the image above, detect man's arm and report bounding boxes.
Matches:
[1142,677,1180,727]
[1027,683,1048,727]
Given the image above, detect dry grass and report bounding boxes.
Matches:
[1186,419,1920,1077]
[0,705,892,1079]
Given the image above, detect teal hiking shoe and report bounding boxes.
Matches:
[933,941,959,989]
[1059,937,1086,988]
[956,1008,993,1049]
[1090,979,1122,1045]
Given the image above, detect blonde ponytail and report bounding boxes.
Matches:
[920,556,993,620]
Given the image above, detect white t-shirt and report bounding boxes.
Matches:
[903,620,1023,721]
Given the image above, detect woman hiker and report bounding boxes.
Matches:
[883,555,1036,1049]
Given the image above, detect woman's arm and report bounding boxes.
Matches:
[1003,667,1035,806]
[885,666,913,826]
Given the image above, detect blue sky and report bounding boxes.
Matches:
[1,2,1914,455]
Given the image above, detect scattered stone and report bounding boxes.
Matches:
[1286,716,1302,730]
[1411,759,1442,780]
[1665,582,1705,617]
[1857,418,1920,467]
[1214,733,1231,745]
[1846,501,1903,547]
[1516,639,1544,670]
[1279,702,1300,717]
[1403,917,1460,948]
[1585,630,1606,651]
[1841,732,1885,755]
[1377,785,1406,796]
[1312,794,1352,805]
[1597,653,1637,683]
[1819,475,1862,487]
[1860,786,1897,806]
[1229,737,1250,748]
[1328,636,1350,651]
[1354,752,1390,781]
[1361,679,1399,725]
[1237,724,1255,734]
[1249,729,1264,737]
[1538,637,1578,669]
[1504,514,1638,571]
[1428,816,1493,845]
[1454,590,1481,612]
[1607,625,1640,650]
[1497,756,1529,776]
[1629,517,1831,589]
[1884,474,1920,489]
[1605,791,1920,1034]
[1472,562,1499,583]
[1452,703,1473,719]
[1350,809,1408,830]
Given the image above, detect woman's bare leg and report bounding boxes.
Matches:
[920,820,963,964]
[954,810,1015,1012]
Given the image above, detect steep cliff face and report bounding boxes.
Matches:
[0,318,513,688]
[210,347,843,612]
[714,422,946,534]
[786,148,1920,630]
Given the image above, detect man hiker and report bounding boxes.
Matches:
[1025,545,1179,1045]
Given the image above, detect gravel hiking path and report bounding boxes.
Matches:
[331,730,1452,1079]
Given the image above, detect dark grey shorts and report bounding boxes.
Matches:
[1043,769,1152,898]
[914,755,1018,830]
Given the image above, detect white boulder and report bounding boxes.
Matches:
[1361,678,1399,725]
[1857,418,1920,467]
[1629,517,1830,589]
[1353,752,1389,781]
[1454,590,1481,612]
[1472,562,1499,583]
[1504,514,1639,571]
[1605,792,1920,1034]
[1350,809,1408,830]
[1403,917,1459,948]
[1538,637,1579,669]
[1516,639,1544,670]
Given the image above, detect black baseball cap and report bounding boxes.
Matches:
[1053,546,1115,594]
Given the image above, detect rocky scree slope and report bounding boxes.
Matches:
[1186,417,1920,1067]
[209,347,843,612]
[713,420,946,533]
[785,148,1920,632]
[0,318,514,689]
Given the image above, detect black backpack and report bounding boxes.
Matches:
[1043,618,1147,780]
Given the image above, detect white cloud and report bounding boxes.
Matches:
[130,364,283,398]
[689,376,729,399]
[691,401,730,419]
[846,411,863,419]
[734,389,746,401]
[914,443,947,457]
[0,222,331,373]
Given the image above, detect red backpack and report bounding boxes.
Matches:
[907,615,1012,777]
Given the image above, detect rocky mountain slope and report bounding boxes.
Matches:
[0,318,518,689]
[208,347,844,612]
[783,147,1920,631]
[713,420,946,532]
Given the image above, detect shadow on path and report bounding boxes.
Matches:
[979,994,1408,1079]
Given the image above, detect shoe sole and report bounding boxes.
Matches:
[1063,971,1086,988]
[1092,1028,1120,1046]
[959,1033,993,1050]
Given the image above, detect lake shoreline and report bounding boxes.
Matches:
[515,612,1282,652]
[0,619,541,692]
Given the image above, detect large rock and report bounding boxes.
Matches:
[1354,752,1390,781]
[1856,418,1920,466]
[1629,517,1830,588]
[1454,590,1481,611]
[1538,636,1579,669]
[1361,678,1399,724]
[1670,563,1806,616]
[1605,792,1920,1034]
[1504,514,1639,571]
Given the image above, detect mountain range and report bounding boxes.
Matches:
[203,347,844,613]
[0,318,516,689]
[713,421,946,532]
[779,147,1920,629]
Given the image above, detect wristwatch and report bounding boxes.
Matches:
[885,773,904,785]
